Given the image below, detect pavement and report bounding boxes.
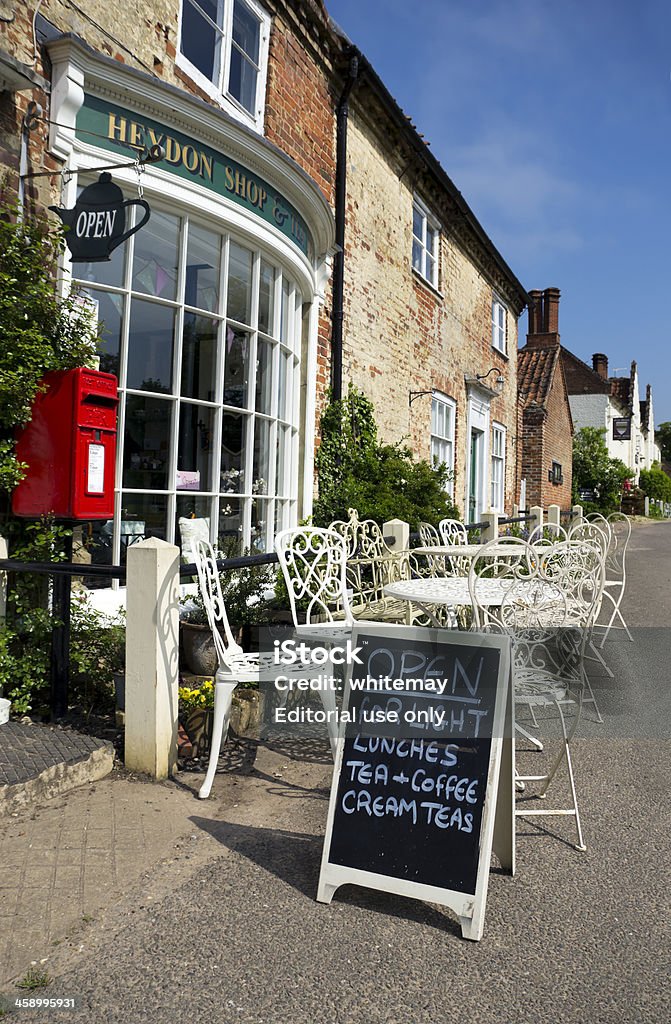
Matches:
[0,520,670,1023]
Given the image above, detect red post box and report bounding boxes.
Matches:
[12,368,118,520]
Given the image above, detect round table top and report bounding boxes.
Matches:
[414,544,524,559]
[383,576,560,607]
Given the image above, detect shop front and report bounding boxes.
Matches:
[45,37,334,569]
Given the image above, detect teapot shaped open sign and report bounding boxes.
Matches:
[50,172,150,263]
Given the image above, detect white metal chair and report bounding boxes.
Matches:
[191,538,322,799]
[274,527,360,756]
[567,516,613,696]
[469,536,605,851]
[417,521,448,577]
[528,522,569,547]
[274,527,355,640]
[597,512,633,647]
[438,518,468,545]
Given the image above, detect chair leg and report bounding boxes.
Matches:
[538,701,586,851]
[319,683,338,760]
[198,681,237,799]
[517,700,586,851]
[515,720,544,751]
[598,590,634,647]
[587,640,614,679]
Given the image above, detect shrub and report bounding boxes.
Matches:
[313,384,460,529]
[572,427,632,512]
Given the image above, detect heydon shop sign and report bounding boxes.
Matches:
[75,94,312,258]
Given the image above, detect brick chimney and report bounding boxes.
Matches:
[592,353,608,379]
[525,287,561,348]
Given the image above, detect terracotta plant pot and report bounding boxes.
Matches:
[180,621,218,676]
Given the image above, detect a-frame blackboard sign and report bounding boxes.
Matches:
[317,623,514,941]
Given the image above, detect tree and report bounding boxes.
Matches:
[313,383,460,529]
[571,427,631,512]
[638,463,671,503]
[655,422,671,462]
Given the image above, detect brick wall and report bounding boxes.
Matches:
[341,115,520,516]
[521,372,573,510]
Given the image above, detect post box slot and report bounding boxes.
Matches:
[82,393,118,406]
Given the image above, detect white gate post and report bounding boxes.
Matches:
[125,538,180,779]
[529,505,543,535]
[572,503,583,526]
[384,518,409,551]
[480,512,499,542]
[547,504,561,532]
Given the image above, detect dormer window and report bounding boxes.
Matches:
[178,0,270,133]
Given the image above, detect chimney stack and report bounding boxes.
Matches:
[592,353,608,380]
[525,287,561,348]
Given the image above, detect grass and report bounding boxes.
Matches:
[16,968,52,990]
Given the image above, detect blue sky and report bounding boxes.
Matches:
[326,0,671,424]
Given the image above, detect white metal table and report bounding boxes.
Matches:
[383,576,562,628]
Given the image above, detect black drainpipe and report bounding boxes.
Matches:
[331,52,360,402]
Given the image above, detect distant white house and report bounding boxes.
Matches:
[560,351,660,483]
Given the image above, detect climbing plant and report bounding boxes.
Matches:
[0,189,99,500]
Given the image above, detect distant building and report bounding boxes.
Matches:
[560,349,660,483]
[517,288,573,510]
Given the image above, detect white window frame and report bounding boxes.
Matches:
[492,295,507,354]
[430,393,456,495]
[490,423,506,512]
[176,0,270,133]
[412,197,439,289]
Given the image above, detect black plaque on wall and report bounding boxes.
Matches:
[613,417,632,440]
[317,623,513,941]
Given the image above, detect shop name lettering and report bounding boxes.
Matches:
[107,114,307,247]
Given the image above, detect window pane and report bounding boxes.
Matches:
[232,0,260,62]
[280,279,291,342]
[76,239,126,290]
[412,239,422,273]
[185,223,220,312]
[413,206,423,238]
[177,403,216,491]
[181,0,219,81]
[83,289,123,379]
[278,350,292,421]
[119,494,168,551]
[132,210,179,301]
[176,495,211,550]
[426,253,435,283]
[276,424,290,495]
[218,497,243,553]
[228,48,258,113]
[258,259,274,335]
[127,299,175,393]
[223,326,250,407]
[181,313,218,401]
[251,497,268,552]
[227,241,253,324]
[122,394,172,489]
[220,411,246,492]
[252,418,271,495]
[255,338,273,415]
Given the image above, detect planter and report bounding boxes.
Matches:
[180,706,216,759]
[181,621,218,676]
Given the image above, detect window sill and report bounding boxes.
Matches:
[412,267,444,301]
[491,345,509,361]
